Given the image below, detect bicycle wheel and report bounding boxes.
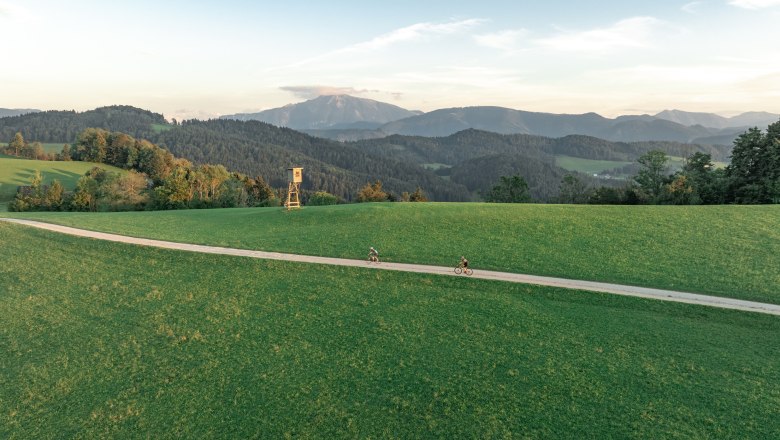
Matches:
[454,267,462,274]
[464,268,473,276]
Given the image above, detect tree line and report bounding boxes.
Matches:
[486,120,780,205]
[8,129,278,212]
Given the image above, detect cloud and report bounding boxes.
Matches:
[474,29,529,51]
[681,1,704,13]
[729,0,780,9]
[288,18,485,68]
[280,86,403,101]
[0,1,36,23]
[591,64,778,86]
[537,17,665,53]
[349,18,485,52]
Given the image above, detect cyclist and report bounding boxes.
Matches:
[369,246,379,262]
[460,256,469,269]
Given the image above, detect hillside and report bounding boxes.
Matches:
[654,109,779,129]
[378,107,735,143]
[0,156,126,202]
[3,220,778,437]
[0,105,167,143]
[305,106,762,145]
[353,129,731,164]
[0,105,741,203]
[155,119,471,201]
[0,107,472,201]
[5,203,778,304]
[220,95,420,129]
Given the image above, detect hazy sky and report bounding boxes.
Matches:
[2,0,779,120]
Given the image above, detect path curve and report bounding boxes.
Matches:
[3,218,779,316]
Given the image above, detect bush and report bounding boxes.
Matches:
[308,191,340,206]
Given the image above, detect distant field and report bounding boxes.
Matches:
[556,155,728,177]
[0,157,126,202]
[1,222,778,438]
[4,203,778,304]
[41,142,68,154]
[422,163,452,171]
[151,123,173,133]
[554,155,632,175]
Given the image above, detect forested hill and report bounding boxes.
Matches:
[0,107,471,201]
[0,105,736,202]
[0,106,167,142]
[352,129,732,165]
[155,119,471,201]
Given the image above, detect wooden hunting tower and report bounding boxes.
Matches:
[285,167,303,210]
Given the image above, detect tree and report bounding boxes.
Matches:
[671,152,727,204]
[408,187,428,202]
[21,141,45,160]
[245,175,277,207]
[58,144,72,161]
[665,175,695,205]
[357,180,389,202]
[99,170,149,210]
[557,174,590,204]
[74,128,108,163]
[634,150,670,202]
[726,121,780,203]
[70,175,99,212]
[136,140,173,183]
[7,132,25,156]
[44,180,64,210]
[484,175,531,203]
[153,165,192,209]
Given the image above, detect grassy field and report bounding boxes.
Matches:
[555,155,632,175]
[3,203,778,304]
[1,221,778,438]
[152,123,173,133]
[0,157,126,202]
[41,143,68,154]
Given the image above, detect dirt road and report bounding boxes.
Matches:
[3,218,778,316]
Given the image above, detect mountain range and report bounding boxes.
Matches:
[0,105,734,202]
[223,95,779,145]
[0,108,40,118]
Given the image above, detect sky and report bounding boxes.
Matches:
[1,0,779,120]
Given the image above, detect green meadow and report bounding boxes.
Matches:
[555,155,632,175]
[0,156,126,202]
[4,203,779,304]
[41,143,68,154]
[1,222,778,438]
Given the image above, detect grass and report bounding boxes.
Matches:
[422,163,452,171]
[555,155,632,175]
[151,123,173,133]
[41,143,68,154]
[3,203,779,305]
[0,157,127,202]
[1,221,778,438]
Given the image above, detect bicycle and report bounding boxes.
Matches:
[454,263,473,276]
[368,254,380,264]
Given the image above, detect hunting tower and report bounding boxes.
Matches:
[285,167,303,210]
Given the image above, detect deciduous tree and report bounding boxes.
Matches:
[357,180,389,202]
[484,175,531,203]
[634,150,670,202]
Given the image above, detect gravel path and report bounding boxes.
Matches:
[4,218,779,316]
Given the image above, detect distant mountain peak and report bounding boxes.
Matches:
[220,95,419,129]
